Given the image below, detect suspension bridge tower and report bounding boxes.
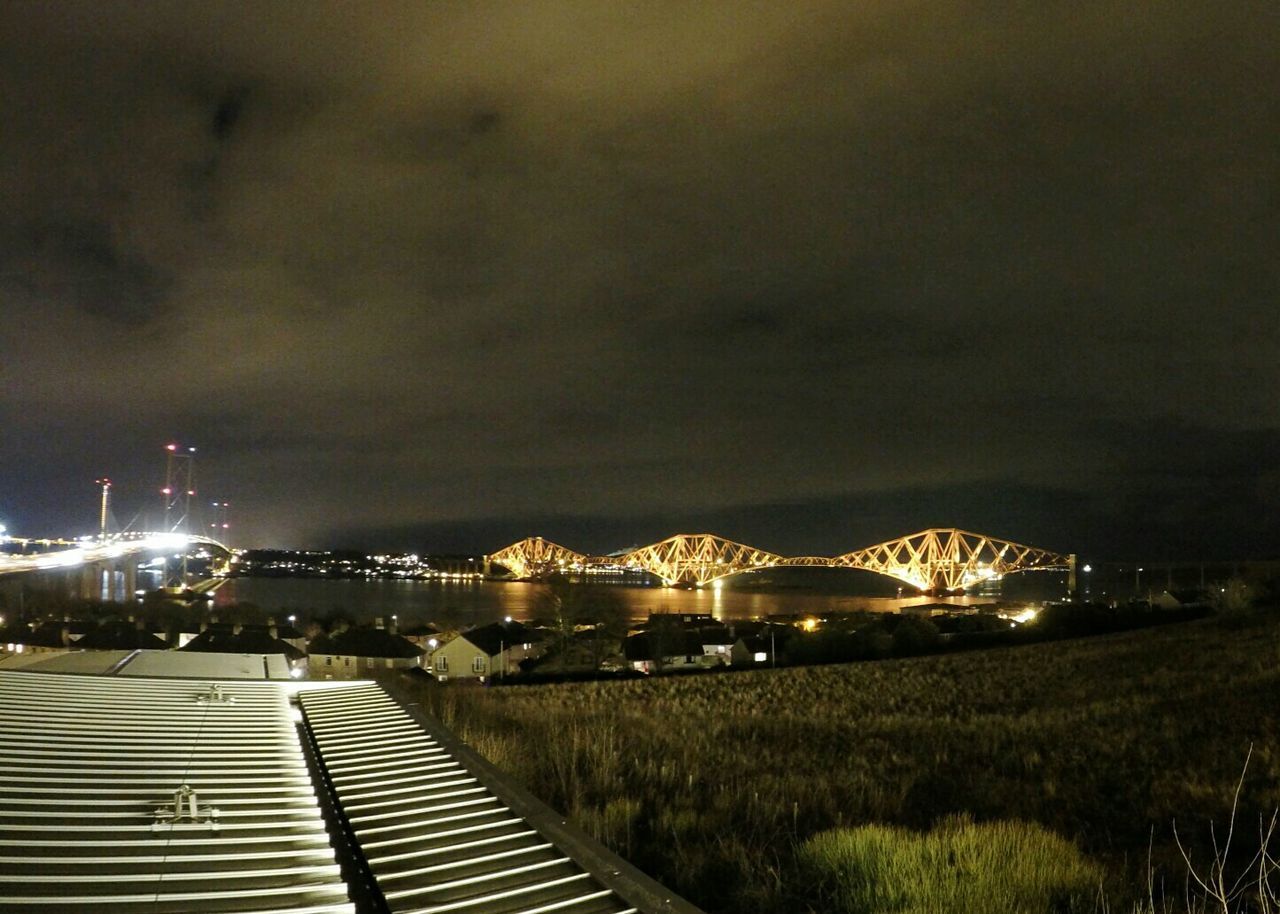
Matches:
[95,477,112,541]
[162,444,197,535]
[209,501,230,542]
[161,444,197,590]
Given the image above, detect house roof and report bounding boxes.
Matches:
[457,621,538,657]
[181,627,305,662]
[623,630,706,661]
[401,622,441,637]
[733,634,775,654]
[307,626,423,659]
[697,625,735,646]
[76,621,169,651]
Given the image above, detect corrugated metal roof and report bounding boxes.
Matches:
[300,683,647,914]
[0,661,700,914]
[0,670,353,913]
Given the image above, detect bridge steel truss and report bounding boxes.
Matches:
[488,528,1073,593]
[833,528,1070,593]
[623,534,785,588]
[486,536,591,579]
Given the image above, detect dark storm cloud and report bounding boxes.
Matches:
[2,220,173,324]
[0,1,1276,558]
[211,86,251,142]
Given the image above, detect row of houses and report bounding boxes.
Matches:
[621,622,790,673]
[0,611,798,681]
[0,614,551,681]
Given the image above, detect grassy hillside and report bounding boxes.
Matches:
[412,609,1280,912]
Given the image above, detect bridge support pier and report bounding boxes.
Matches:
[122,561,137,601]
[107,563,123,602]
[108,560,136,602]
[68,561,138,603]
[78,565,98,601]
[1067,553,1078,600]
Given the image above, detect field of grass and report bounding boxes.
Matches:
[410,608,1280,913]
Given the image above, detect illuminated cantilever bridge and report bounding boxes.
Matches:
[487,528,1074,593]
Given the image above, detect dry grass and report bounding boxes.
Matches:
[797,815,1102,913]
[409,609,1280,913]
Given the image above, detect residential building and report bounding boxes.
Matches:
[181,622,307,675]
[306,625,424,679]
[430,621,543,681]
[624,630,724,674]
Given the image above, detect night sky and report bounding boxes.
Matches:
[1,2,1277,561]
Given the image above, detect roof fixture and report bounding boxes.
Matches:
[196,683,236,704]
[152,783,220,832]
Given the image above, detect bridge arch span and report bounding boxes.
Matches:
[488,529,1073,594]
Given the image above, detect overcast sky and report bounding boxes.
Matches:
[1,1,1276,560]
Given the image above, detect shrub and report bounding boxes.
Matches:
[890,616,941,656]
[796,815,1101,914]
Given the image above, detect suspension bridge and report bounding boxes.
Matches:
[0,533,232,600]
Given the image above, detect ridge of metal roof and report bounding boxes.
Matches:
[298,681,704,914]
[0,657,702,914]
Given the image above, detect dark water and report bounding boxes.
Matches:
[211,567,1070,629]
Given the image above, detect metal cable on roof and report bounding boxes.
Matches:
[149,680,217,905]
